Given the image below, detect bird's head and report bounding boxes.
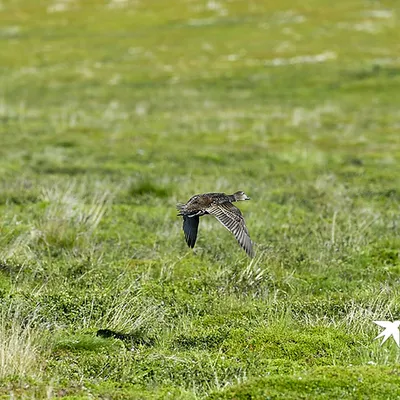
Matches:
[233,191,251,201]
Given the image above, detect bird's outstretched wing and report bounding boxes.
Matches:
[182,215,199,248]
[207,203,254,257]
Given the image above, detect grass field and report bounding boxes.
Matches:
[1,0,400,398]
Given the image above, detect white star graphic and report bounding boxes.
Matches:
[373,320,400,346]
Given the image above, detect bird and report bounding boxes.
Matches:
[177,191,254,257]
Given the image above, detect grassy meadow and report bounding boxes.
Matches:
[1,0,400,398]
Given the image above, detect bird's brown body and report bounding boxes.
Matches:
[177,191,254,257]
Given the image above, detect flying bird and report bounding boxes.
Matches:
[177,191,254,257]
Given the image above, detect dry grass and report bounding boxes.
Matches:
[0,303,49,379]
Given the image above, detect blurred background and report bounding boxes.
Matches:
[1,0,400,398]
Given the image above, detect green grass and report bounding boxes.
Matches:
[1,0,400,398]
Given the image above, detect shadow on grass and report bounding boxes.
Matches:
[96,328,155,348]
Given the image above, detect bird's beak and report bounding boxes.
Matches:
[245,196,251,200]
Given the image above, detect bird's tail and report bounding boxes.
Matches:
[176,203,185,216]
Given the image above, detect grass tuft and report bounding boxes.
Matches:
[34,182,111,252]
[0,303,49,379]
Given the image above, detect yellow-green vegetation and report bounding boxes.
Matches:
[1,0,400,398]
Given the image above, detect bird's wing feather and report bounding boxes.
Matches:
[207,203,254,257]
[183,215,199,248]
